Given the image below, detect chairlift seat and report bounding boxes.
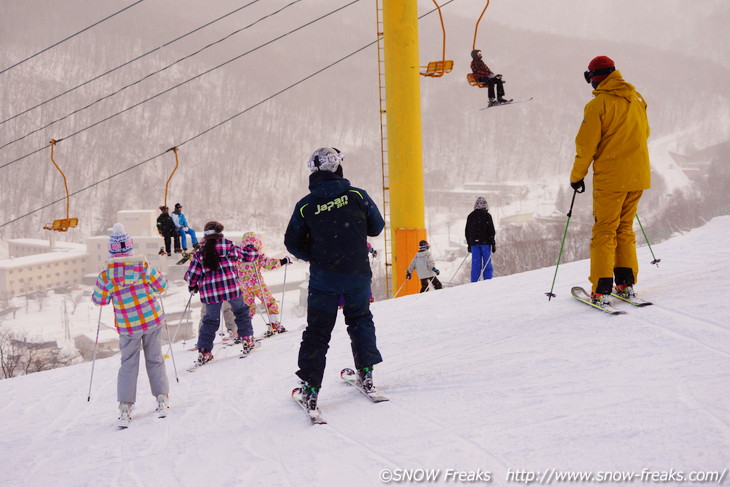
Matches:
[420,60,453,78]
[43,217,78,232]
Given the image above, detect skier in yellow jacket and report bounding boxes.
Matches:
[569,56,651,305]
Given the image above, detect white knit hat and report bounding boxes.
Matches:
[109,223,134,257]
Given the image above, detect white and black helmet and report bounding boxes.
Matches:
[307,147,343,173]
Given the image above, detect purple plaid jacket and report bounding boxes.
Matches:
[184,238,257,304]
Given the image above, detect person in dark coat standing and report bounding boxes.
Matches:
[284,147,385,412]
[156,206,181,256]
[465,196,496,282]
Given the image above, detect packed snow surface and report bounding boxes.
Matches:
[1,217,729,487]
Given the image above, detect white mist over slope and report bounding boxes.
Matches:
[1,216,728,487]
[1,0,728,245]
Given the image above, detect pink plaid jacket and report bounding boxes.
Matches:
[184,239,257,304]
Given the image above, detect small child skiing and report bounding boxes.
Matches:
[406,240,443,292]
[238,232,291,337]
[185,221,258,365]
[91,223,170,427]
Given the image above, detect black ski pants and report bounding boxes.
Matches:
[419,277,443,293]
[162,231,181,254]
[477,76,506,100]
[297,284,382,389]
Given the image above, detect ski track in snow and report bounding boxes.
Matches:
[1,218,729,486]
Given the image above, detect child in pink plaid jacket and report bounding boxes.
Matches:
[92,223,169,425]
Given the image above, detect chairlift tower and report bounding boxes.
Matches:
[379,0,427,297]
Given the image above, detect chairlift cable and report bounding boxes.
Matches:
[0,0,357,170]
[0,0,302,151]
[0,0,262,126]
[0,1,144,76]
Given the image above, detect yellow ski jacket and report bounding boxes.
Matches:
[570,70,651,192]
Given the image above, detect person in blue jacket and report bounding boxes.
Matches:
[172,203,199,252]
[284,147,385,411]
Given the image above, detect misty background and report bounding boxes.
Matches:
[1,0,729,283]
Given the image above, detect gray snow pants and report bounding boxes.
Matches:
[117,326,169,404]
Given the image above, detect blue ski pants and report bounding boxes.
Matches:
[197,296,252,351]
[470,244,493,282]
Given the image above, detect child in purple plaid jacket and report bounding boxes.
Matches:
[185,221,258,365]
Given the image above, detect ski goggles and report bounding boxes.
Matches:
[584,66,615,83]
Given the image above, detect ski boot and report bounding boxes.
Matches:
[497,97,512,104]
[264,322,286,337]
[196,350,214,366]
[235,335,256,354]
[614,284,636,299]
[118,402,132,428]
[357,366,374,393]
[156,394,169,418]
[158,247,167,256]
[300,382,320,411]
[590,292,610,306]
[487,98,498,107]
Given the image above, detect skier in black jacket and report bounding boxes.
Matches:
[284,147,385,411]
[465,196,496,281]
[156,206,181,256]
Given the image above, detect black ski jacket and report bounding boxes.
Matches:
[285,171,384,284]
[465,209,496,246]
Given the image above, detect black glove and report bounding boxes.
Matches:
[433,268,440,276]
[406,271,412,280]
[280,257,291,265]
[369,248,378,258]
[570,179,585,193]
[467,246,471,253]
[188,285,199,294]
[491,243,496,253]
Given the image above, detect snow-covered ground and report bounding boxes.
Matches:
[1,217,729,487]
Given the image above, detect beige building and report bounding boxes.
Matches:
[0,210,202,297]
[0,242,87,296]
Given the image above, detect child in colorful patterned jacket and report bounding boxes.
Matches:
[238,232,291,337]
[92,223,170,425]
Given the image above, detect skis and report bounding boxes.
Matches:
[291,387,327,424]
[571,287,625,315]
[176,252,192,265]
[611,290,653,307]
[340,368,389,403]
[481,97,533,110]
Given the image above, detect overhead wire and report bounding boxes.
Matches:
[0,0,358,170]
[0,0,302,151]
[0,0,457,230]
[0,0,144,76]
[0,0,262,126]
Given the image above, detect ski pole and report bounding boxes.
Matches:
[279,261,288,322]
[87,305,103,401]
[635,214,661,266]
[253,267,274,327]
[546,188,581,301]
[478,253,493,281]
[171,292,193,344]
[158,297,179,383]
[393,279,407,298]
[448,253,469,285]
